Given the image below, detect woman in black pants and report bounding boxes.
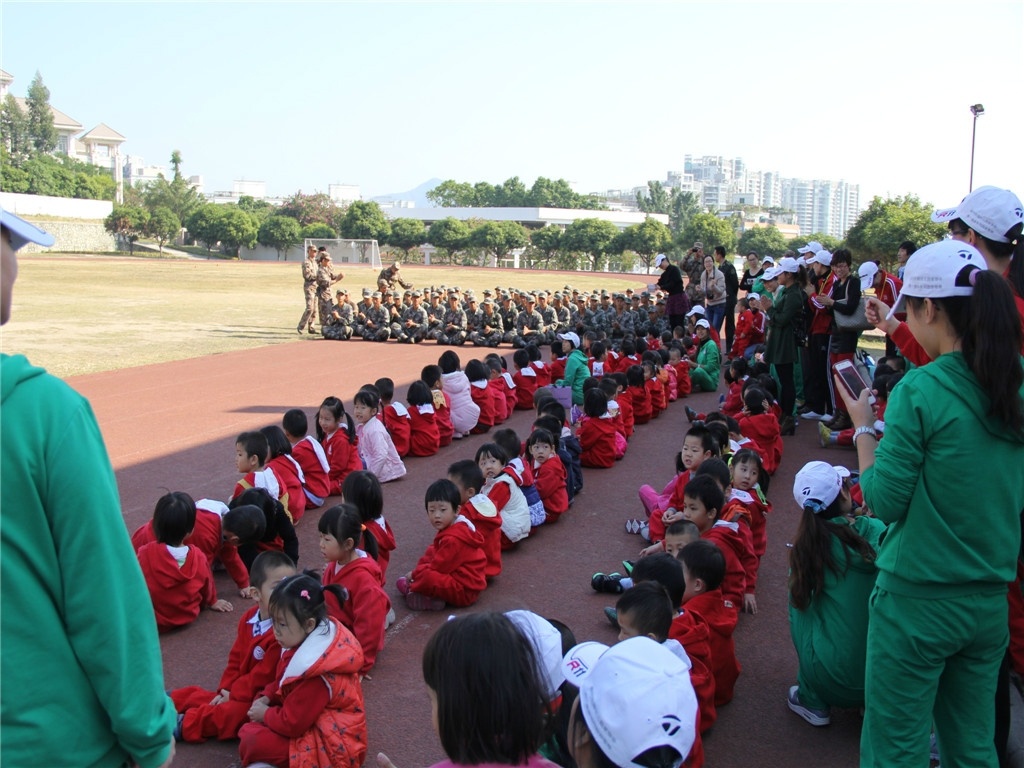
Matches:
[763,256,808,435]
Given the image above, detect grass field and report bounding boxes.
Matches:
[2,257,651,378]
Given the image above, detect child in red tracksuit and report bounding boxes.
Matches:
[447,459,502,579]
[669,345,692,398]
[406,380,441,457]
[611,371,635,438]
[136,492,233,632]
[341,470,396,586]
[397,479,488,610]
[488,354,519,417]
[578,389,619,468]
[511,349,539,410]
[626,365,652,425]
[528,343,551,387]
[318,505,391,674]
[729,449,771,563]
[641,425,717,542]
[233,431,287,516]
[737,387,783,475]
[315,397,362,496]
[261,425,307,523]
[485,361,509,425]
[171,551,296,742]
[644,361,666,418]
[527,428,569,523]
[283,409,332,509]
[493,428,548,528]
[477,443,531,550]
[422,365,455,447]
[549,340,567,382]
[679,541,740,707]
[375,378,412,458]
[682,475,758,615]
[730,296,766,359]
[466,359,496,434]
[238,574,366,768]
[132,497,251,599]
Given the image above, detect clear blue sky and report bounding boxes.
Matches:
[3,1,1022,209]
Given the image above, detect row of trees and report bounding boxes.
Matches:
[426,177,607,210]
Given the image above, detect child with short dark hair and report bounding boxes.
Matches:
[549,339,567,382]
[422,364,454,447]
[668,344,692,399]
[136,492,233,632]
[315,397,361,495]
[512,348,539,410]
[526,343,551,387]
[578,389,620,468]
[259,425,306,523]
[232,431,287,512]
[729,449,772,564]
[448,459,502,579]
[396,479,488,610]
[170,550,295,742]
[487,353,519,417]
[484,356,510,424]
[229,488,300,570]
[282,408,332,508]
[477,443,531,549]
[353,389,407,483]
[374,377,412,458]
[588,341,609,377]
[615,581,673,643]
[439,350,481,438]
[738,386,783,475]
[493,428,547,528]
[406,380,441,457]
[466,359,496,434]
[527,428,568,524]
[626,364,652,425]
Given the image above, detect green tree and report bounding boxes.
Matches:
[470,220,529,262]
[495,177,528,207]
[170,150,183,178]
[148,206,180,254]
[25,71,57,154]
[237,195,274,221]
[677,213,737,254]
[426,180,476,207]
[428,177,607,210]
[636,181,671,215]
[620,217,672,273]
[787,232,843,254]
[1,95,31,166]
[145,156,202,226]
[339,200,391,241]
[530,225,563,268]
[561,218,619,271]
[669,191,701,233]
[844,195,946,270]
[214,207,259,257]
[738,226,789,260]
[426,217,470,264]
[186,204,226,253]
[301,222,336,240]
[278,192,346,232]
[105,204,150,255]
[386,217,427,257]
[258,215,303,260]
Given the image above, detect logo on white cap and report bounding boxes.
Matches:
[931,186,1024,244]
[886,240,987,320]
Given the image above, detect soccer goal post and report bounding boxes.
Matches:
[304,239,382,269]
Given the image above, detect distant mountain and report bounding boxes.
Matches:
[370,178,443,208]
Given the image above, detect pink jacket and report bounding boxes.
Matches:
[441,371,480,435]
[355,418,406,483]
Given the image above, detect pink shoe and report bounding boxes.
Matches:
[406,592,446,611]
[395,576,410,595]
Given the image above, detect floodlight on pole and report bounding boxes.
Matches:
[969,104,984,192]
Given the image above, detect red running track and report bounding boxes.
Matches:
[67,336,861,768]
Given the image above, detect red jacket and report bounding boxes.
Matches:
[411,516,488,607]
[671,361,692,397]
[322,427,361,496]
[738,412,783,475]
[669,611,716,733]
[470,381,496,428]
[533,455,568,522]
[727,487,770,559]
[631,384,652,424]
[322,555,390,673]
[703,521,757,606]
[648,469,692,544]
[408,403,441,457]
[291,436,331,501]
[137,543,217,632]
[550,356,567,382]
[809,272,836,336]
[381,403,412,457]
[530,360,551,387]
[512,368,538,410]
[617,388,635,438]
[486,377,508,424]
[433,390,454,446]
[233,466,284,510]
[578,416,618,468]
[364,517,396,584]
[267,454,306,522]
[132,505,249,591]
[685,589,740,706]
[217,604,282,704]
[498,372,518,417]
[647,377,666,417]
[721,380,744,419]
[588,358,611,377]
[617,354,641,374]
[460,494,502,579]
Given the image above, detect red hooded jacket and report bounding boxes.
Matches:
[685,589,740,706]
[137,542,217,632]
[322,555,390,673]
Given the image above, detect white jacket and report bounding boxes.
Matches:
[484,473,530,543]
[441,371,481,434]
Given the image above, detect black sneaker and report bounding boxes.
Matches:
[591,572,624,594]
[622,560,636,575]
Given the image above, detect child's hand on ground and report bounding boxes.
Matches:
[743,594,758,614]
[247,698,269,723]
[210,599,234,613]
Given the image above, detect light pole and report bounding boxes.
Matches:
[969,103,984,192]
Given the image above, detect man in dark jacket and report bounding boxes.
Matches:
[715,245,740,353]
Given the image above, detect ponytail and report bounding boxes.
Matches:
[270,571,348,629]
[317,503,379,561]
[1003,228,1024,303]
[317,396,357,445]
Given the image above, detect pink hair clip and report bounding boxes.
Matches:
[300,589,310,599]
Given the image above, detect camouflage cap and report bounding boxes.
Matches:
[600,290,610,298]
[483,297,495,306]
[362,288,371,297]
[412,290,422,298]
[371,291,382,299]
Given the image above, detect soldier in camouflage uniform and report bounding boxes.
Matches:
[551,293,572,334]
[297,244,319,334]
[431,293,469,345]
[463,296,480,338]
[393,290,429,343]
[513,295,544,348]
[377,261,413,294]
[535,293,557,345]
[644,306,665,340]
[351,288,373,337]
[322,288,356,340]
[362,292,392,342]
[316,251,344,329]
[470,298,504,347]
[607,293,635,343]
[630,295,646,331]
[498,294,519,345]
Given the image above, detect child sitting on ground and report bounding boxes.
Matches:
[232,430,285,511]
[577,388,620,468]
[737,387,783,475]
[484,356,511,424]
[318,504,390,673]
[729,449,772,564]
[374,377,412,458]
[315,397,362,495]
[260,425,306,523]
[396,479,488,610]
[238,573,366,768]
[527,428,569,524]
[527,343,551,387]
[448,459,502,579]
[136,491,233,632]
[170,550,295,742]
[282,408,331,509]
[421,364,454,447]
[668,343,692,399]
[512,348,539,410]
[486,353,518,417]
[466,359,496,434]
[406,380,441,457]
[588,341,609,377]
[477,443,531,550]
[353,388,407,483]
[341,470,395,587]
[439,350,480,438]
[592,520,701,594]
[229,488,300,570]
[625,364,652,426]
[549,339,568,382]
[493,428,547,528]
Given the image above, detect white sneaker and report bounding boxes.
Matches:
[787,685,831,726]
[802,411,828,421]
[384,606,396,629]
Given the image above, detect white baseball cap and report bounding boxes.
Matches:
[746,292,760,302]
[886,240,988,320]
[858,261,880,285]
[686,305,706,317]
[654,253,667,267]
[809,250,833,266]
[931,186,1024,244]
[1,209,55,251]
[505,610,565,701]
[797,240,823,255]
[761,256,776,266]
[557,331,581,349]
[793,461,851,511]
[694,318,710,330]
[764,256,800,280]
[562,638,697,768]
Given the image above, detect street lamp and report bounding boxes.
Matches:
[969,103,984,192]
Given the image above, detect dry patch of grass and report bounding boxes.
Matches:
[2,258,649,377]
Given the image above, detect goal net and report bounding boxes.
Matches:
[304,239,382,269]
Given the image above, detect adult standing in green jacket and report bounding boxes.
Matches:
[688,319,721,391]
[838,240,1024,768]
[1,211,176,768]
[555,331,589,405]
[763,256,806,435]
